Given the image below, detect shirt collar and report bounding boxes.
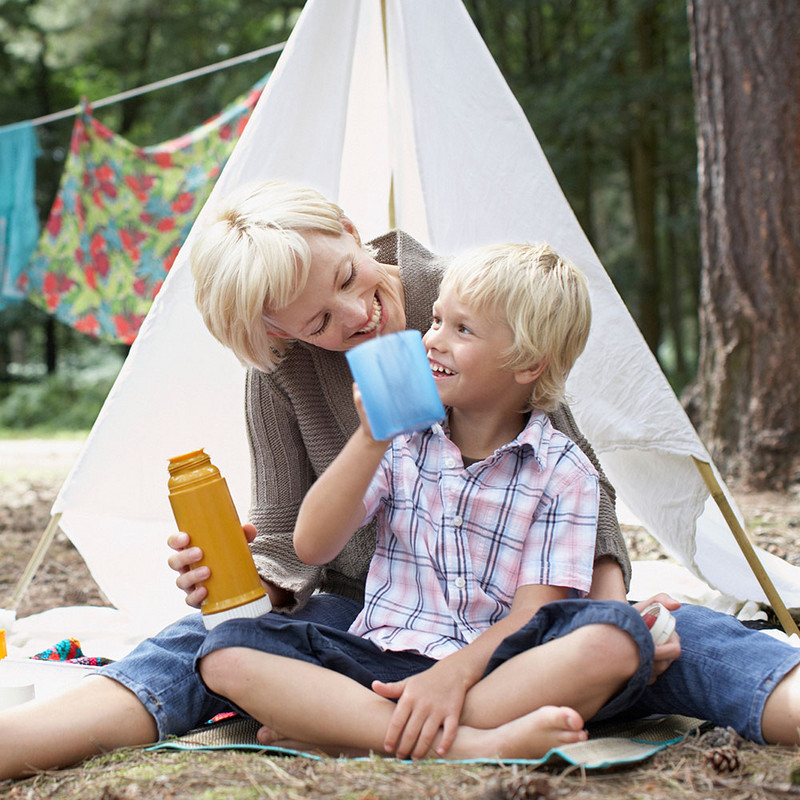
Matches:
[430,409,551,471]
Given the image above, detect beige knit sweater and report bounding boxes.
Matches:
[246,231,630,610]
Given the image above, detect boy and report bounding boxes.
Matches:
[196,242,653,761]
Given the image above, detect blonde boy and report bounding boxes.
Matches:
[196,243,653,761]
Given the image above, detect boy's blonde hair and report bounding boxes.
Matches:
[439,242,591,412]
[190,181,346,371]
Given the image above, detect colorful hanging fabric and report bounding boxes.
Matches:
[0,122,40,309]
[19,77,266,343]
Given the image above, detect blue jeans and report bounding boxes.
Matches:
[99,593,362,739]
[195,599,654,723]
[623,604,800,743]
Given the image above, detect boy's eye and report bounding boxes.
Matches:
[430,315,441,328]
[458,324,472,334]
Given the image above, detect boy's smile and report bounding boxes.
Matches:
[422,286,534,418]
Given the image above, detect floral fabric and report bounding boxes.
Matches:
[20,77,266,343]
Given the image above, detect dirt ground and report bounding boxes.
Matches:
[1,438,800,799]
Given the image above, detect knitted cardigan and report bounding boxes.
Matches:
[246,231,630,610]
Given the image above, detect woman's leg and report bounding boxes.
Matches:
[0,676,156,779]
[1,611,225,781]
[761,663,800,745]
[629,604,800,744]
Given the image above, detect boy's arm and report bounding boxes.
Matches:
[373,582,569,759]
[293,386,389,565]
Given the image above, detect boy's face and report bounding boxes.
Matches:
[422,286,532,415]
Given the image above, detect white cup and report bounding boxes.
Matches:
[0,681,35,711]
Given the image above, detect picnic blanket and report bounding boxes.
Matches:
[152,712,707,770]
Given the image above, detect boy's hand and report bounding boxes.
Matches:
[167,523,258,608]
[352,384,391,445]
[372,660,470,759]
[632,593,682,682]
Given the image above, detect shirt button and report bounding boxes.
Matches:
[454,576,466,589]
[453,515,463,527]
[445,457,456,468]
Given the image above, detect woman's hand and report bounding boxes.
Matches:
[632,593,682,683]
[167,523,258,608]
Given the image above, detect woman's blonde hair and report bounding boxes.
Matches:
[440,242,591,412]
[190,181,346,371]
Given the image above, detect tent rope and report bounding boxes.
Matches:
[1,41,285,132]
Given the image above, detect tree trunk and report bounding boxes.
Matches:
[689,0,800,488]
[628,1,661,354]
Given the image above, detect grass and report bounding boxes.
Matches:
[2,732,800,800]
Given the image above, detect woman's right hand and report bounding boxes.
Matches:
[167,523,259,608]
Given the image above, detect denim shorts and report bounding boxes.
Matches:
[623,604,800,743]
[195,599,655,723]
[99,593,362,739]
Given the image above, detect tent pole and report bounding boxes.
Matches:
[7,513,62,612]
[380,0,396,229]
[693,458,799,637]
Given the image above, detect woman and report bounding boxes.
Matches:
[166,181,800,748]
[0,181,796,780]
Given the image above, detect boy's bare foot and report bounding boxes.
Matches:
[446,705,586,760]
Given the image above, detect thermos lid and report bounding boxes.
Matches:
[202,594,273,630]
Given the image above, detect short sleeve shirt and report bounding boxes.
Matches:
[348,412,599,659]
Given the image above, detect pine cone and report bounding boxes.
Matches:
[703,744,742,774]
[484,773,553,800]
[700,725,743,750]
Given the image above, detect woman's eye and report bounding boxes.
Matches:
[311,314,331,336]
[342,263,357,289]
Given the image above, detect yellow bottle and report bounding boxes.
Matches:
[167,449,271,629]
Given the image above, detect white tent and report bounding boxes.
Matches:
[16,0,799,646]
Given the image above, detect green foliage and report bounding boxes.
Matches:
[0,0,701,428]
[0,340,123,432]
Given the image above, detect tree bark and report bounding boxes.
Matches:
[689,0,800,488]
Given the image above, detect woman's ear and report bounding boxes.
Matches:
[340,215,362,247]
[514,362,546,386]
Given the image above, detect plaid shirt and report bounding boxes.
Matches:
[349,412,599,659]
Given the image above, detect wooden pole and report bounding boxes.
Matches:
[693,457,799,637]
[380,0,396,230]
[7,513,63,612]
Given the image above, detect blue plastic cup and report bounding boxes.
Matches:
[345,330,445,440]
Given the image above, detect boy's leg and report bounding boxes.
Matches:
[0,677,156,779]
[460,600,652,728]
[199,646,585,760]
[630,604,800,744]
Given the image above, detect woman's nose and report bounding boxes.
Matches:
[340,294,369,330]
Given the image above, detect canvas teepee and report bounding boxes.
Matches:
[26,0,799,640]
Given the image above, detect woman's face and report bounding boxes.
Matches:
[264,227,406,351]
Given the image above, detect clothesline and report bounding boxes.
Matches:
[1,41,285,131]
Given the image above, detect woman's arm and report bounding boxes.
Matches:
[244,366,328,608]
[548,403,632,592]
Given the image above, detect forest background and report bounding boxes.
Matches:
[0,0,798,490]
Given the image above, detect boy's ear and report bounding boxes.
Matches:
[514,362,546,386]
[340,215,362,247]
